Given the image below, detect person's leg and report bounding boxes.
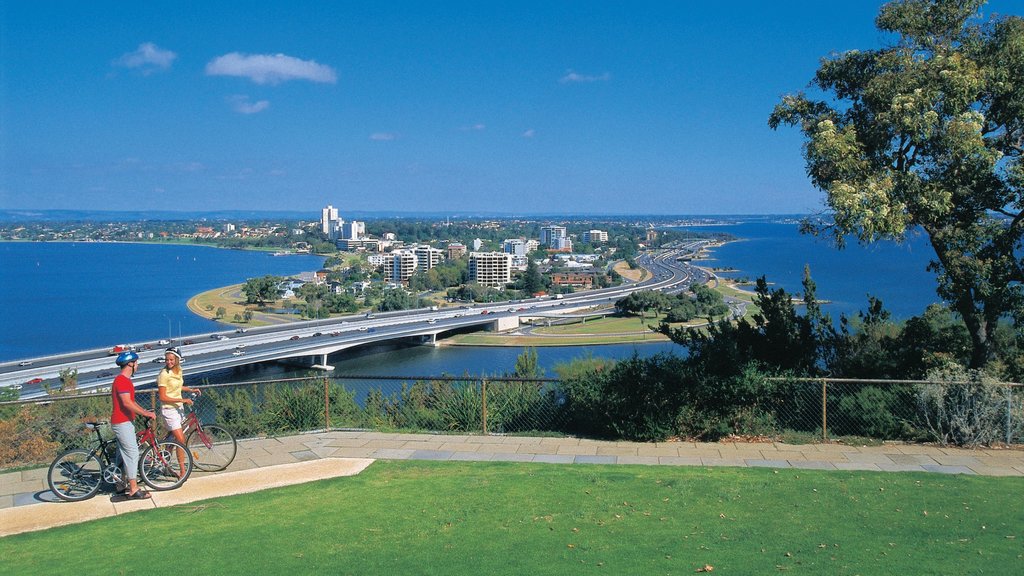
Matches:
[112,422,141,495]
[162,406,188,476]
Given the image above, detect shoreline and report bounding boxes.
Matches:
[184,254,744,347]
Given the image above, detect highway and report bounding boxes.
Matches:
[1,245,715,399]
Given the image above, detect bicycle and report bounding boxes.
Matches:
[179,394,237,472]
[47,418,193,502]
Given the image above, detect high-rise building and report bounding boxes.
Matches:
[583,229,608,243]
[540,225,567,248]
[413,245,445,271]
[502,238,527,256]
[321,205,340,235]
[341,220,364,240]
[381,250,418,283]
[469,252,512,287]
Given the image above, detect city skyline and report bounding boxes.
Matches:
[2,1,1019,215]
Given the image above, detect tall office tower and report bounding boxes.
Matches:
[321,205,339,235]
[502,238,527,256]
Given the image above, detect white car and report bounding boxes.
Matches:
[358,326,368,331]
[18,361,32,366]
[427,318,437,324]
[232,349,245,356]
[157,339,171,345]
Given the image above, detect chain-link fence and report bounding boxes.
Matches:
[1,375,1021,470]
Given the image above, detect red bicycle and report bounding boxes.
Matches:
[181,395,237,472]
[47,418,193,502]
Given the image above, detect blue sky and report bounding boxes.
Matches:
[1,1,1018,215]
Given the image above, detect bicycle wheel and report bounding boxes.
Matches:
[186,424,237,472]
[139,439,192,490]
[48,449,102,502]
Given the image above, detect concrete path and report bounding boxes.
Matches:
[3,431,1022,537]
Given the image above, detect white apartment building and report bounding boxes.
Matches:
[321,205,342,237]
[502,238,527,256]
[550,236,573,251]
[583,229,608,243]
[469,252,512,287]
[381,250,418,283]
[413,245,445,271]
[540,225,567,248]
[340,220,364,240]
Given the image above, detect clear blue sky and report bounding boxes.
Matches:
[1,1,1018,215]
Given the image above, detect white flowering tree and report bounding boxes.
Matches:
[770,0,1024,368]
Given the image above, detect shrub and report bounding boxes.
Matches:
[916,365,1011,447]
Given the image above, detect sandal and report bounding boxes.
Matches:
[127,489,151,500]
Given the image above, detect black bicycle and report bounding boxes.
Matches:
[47,419,193,502]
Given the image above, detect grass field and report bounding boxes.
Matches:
[2,461,1020,575]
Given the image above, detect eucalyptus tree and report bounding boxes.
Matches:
[770,0,1024,368]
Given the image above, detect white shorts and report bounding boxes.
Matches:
[161,405,184,431]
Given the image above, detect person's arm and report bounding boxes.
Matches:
[119,392,155,420]
[181,385,199,404]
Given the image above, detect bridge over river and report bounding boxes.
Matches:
[1,245,715,399]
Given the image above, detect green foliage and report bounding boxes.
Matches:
[207,387,262,438]
[261,383,327,434]
[770,0,1024,368]
[242,275,282,306]
[917,365,1014,447]
[377,288,417,311]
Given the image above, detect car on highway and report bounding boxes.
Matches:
[151,357,165,363]
[158,339,171,345]
[232,349,245,356]
[18,360,33,366]
[235,328,248,333]
[25,377,43,385]
[427,318,437,324]
[108,344,132,355]
[289,335,300,340]
[312,332,323,337]
[358,326,368,331]
[235,343,247,349]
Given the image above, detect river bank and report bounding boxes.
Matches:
[181,255,749,347]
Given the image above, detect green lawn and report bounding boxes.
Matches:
[2,461,1021,575]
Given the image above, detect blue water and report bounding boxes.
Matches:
[683,222,941,321]
[0,224,944,370]
[0,242,323,361]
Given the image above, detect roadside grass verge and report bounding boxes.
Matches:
[2,461,1020,575]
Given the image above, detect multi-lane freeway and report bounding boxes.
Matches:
[1,245,721,399]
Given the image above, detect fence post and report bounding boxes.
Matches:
[1007,385,1013,445]
[821,379,828,443]
[482,379,488,435]
[324,377,331,431]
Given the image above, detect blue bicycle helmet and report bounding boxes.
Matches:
[115,350,139,366]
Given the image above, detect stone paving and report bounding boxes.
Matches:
[3,431,1023,536]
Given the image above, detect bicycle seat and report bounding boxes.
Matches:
[84,421,109,430]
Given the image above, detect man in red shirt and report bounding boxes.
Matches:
[111,350,156,499]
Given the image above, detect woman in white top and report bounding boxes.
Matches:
[157,347,200,474]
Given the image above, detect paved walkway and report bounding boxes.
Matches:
[3,431,1023,537]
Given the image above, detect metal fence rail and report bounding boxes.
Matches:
[1,375,1020,470]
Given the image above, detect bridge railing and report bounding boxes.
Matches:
[1,375,1021,470]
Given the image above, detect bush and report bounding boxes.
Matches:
[917,365,1012,447]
